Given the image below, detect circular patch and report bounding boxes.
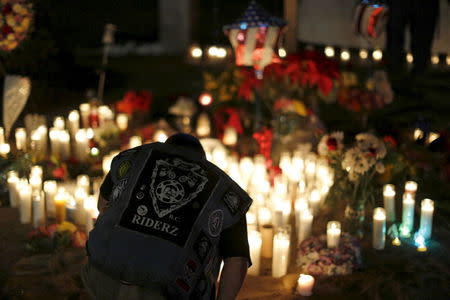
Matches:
[117,160,132,179]
[136,191,145,200]
[208,210,223,237]
[137,205,148,216]
[155,180,185,204]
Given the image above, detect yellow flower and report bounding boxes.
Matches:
[8,41,18,49]
[6,15,15,26]
[22,18,30,28]
[7,34,14,41]
[15,26,25,33]
[13,4,24,14]
[293,100,307,116]
[57,221,77,233]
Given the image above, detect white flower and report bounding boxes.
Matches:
[375,162,385,174]
[342,147,373,174]
[318,131,344,156]
[348,172,359,182]
[355,133,387,159]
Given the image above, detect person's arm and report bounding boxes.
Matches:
[216,257,248,300]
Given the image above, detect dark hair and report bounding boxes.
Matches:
[165,133,206,158]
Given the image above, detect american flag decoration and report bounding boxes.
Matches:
[223,1,287,75]
[354,0,389,40]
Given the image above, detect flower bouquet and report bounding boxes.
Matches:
[116,90,152,128]
[318,132,387,236]
[0,0,33,52]
[297,233,362,276]
[26,221,87,254]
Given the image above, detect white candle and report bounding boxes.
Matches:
[7,173,19,207]
[402,193,415,236]
[77,174,90,193]
[53,116,65,130]
[295,197,308,233]
[153,130,168,143]
[116,113,129,131]
[261,225,274,258]
[258,207,272,227]
[297,274,315,296]
[298,209,313,244]
[59,130,71,160]
[246,211,257,232]
[29,175,42,193]
[327,221,341,248]
[196,113,211,137]
[0,143,10,157]
[272,229,290,278]
[129,135,143,148]
[102,154,113,175]
[30,166,43,179]
[19,182,32,224]
[279,152,292,177]
[32,191,45,228]
[75,129,89,161]
[79,103,91,128]
[0,127,4,144]
[15,128,27,151]
[309,189,321,215]
[98,105,112,125]
[84,195,98,235]
[222,126,237,146]
[68,110,80,136]
[74,187,88,225]
[248,230,262,276]
[419,198,434,240]
[405,181,418,198]
[372,207,386,250]
[44,180,57,217]
[383,184,396,222]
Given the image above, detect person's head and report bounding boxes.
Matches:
[165,133,206,159]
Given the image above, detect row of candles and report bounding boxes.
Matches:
[7,167,100,234]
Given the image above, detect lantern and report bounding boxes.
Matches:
[223,1,287,77]
[354,1,389,40]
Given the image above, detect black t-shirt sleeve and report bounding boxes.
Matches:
[99,173,113,201]
[219,216,252,266]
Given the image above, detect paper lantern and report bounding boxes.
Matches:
[354,1,389,40]
[223,1,287,74]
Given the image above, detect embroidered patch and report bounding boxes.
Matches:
[223,191,241,215]
[118,150,219,247]
[176,278,190,293]
[117,160,132,179]
[208,210,223,237]
[137,205,148,216]
[193,231,212,263]
[111,179,128,202]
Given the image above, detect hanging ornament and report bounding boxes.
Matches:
[353,1,389,40]
[223,0,287,77]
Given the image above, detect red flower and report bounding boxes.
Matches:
[383,136,397,148]
[2,4,12,14]
[116,90,152,114]
[52,166,67,179]
[326,137,338,151]
[1,25,13,36]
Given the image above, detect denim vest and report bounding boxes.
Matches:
[88,142,251,299]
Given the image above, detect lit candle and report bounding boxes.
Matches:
[419,198,434,240]
[246,211,257,232]
[54,189,67,224]
[392,237,401,246]
[68,110,80,136]
[0,143,10,157]
[7,171,19,207]
[372,207,386,250]
[29,175,42,193]
[327,221,341,248]
[19,182,32,224]
[309,189,321,215]
[222,126,237,146]
[66,195,77,223]
[116,113,129,131]
[102,154,113,175]
[32,191,45,228]
[279,152,292,177]
[58,130,71,160]
[53,116,65,130]
[272,228,290,278]
[49,128,61,157]
[77,174,90,194]
[261,224,274,258]
[248,230,262,276]
[74,187,88,225]
[75,129,89,161]
[43,180,57,217]
[404,181,418,198]
[30,166,43,179]
[15,128,27,151]
[297,274,315,296]
[153,130,168,143]
[298,209,313,244]
[258,206,272,227]
[212,146,228,171]
[0,127,4,144]
[402,193,415,236]
[84,195,97,234]
[79,103,91,128]
[196,113,211,137]
[383,184,396,222]
[129,135,142,148]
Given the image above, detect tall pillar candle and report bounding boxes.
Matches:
[327,221,341,248]
[402,194,415,236]
[272,228,290,278]
[372,207,386,250]
[298,209,313,244]
[258,207,272,227]
[419,199,434,240]
[261,224,274,258]
[54,189,67,224]
[19,183,32,224]
[84,195,97,235]
[7,172,19,207]
[59,130,71,160]
[383,184,396,222]
[74,188,88,225]
[309,190,321,215]
[404,181,418,198]
[15,128,27,151]
[77,175,90,194]
[79,103,90,128]
[44,180,57,217]
[68,110,80,136]
[116,113,129,131]
[29,176,42,194]
[32,191,45,228]
[248,230,262,276]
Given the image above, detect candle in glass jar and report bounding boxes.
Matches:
[404,181,418,198]
[402,193,415,236]
[272,228,290,278]
[419,198,434,240]
[247,230,262,276]
[44,180,57,217]
[383,184,396,222]
[54,189,67,224]
[298,209,313,244]
[327,221,341,248]
[15,128,27,151]
[19,182,32,224]
[372,207,386,250]
[116,113,129,131]
[297,274,315,296]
